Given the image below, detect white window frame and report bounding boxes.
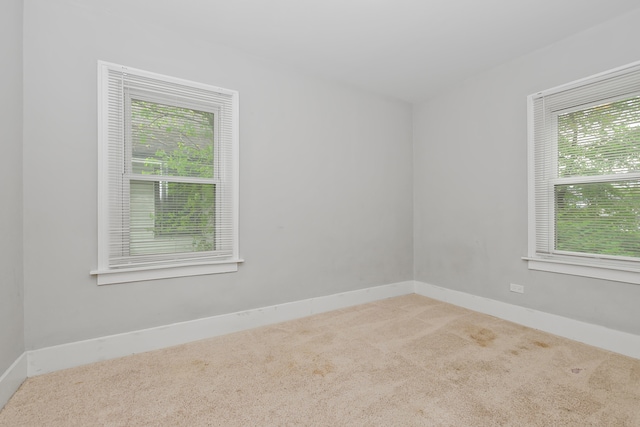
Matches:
[91,61,242,285]
[525,61,640,285]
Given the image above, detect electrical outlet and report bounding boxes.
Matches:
[510,283,524,294]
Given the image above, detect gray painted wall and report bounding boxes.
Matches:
[0,0,25,374]
[22,1,413,349]
[414,8,640,335]
[17,0,640,356]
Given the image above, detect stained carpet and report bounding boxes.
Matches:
[1,294,639,426]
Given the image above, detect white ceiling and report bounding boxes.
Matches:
[86,0,640,103]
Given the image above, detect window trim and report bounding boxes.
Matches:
[93,260,240,286]
[525,60,640,284]
[91,61,242,285]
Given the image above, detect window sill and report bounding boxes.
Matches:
[90,259,243,285]
[523,256,640,285]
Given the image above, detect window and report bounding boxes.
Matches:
[92,62,240,285]
[527,61,640,284]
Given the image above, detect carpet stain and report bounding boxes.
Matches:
[312,362,335,377]
[190,359,209,372]
[589,357,640,395]
[533,341,550,349]
[469,328,496,347]
[551,386,603,416]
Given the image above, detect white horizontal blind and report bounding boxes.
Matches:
[102,63,237,269]
[531,64,640,260]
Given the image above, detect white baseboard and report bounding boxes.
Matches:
[0,353,27,410]
[27,281,415,376]
[414,281,640,360]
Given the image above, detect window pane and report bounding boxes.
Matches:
[131,99,214,178]
[557,96,640,178]
[130,180,215,255]
[555,180,640,257]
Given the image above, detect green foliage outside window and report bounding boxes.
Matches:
[555,97,640,258]
[131,99,216,253]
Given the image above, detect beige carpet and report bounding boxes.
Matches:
[1,294,639,426]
